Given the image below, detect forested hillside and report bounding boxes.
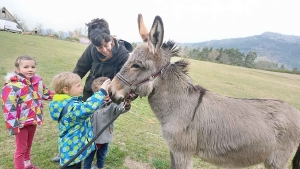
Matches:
[180,32,300,70]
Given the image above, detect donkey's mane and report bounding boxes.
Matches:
[173,59,189,75]
[165,43,207,93]
[161,40,189,76]
[162,40,180,57]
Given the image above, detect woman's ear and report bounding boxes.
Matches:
[110,37,116,47]
[62,87,69,94]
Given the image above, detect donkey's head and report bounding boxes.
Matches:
[109,14,175,103]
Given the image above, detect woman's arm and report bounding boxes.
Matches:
[73,44,94,78]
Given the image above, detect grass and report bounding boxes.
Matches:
[0,31,300,169]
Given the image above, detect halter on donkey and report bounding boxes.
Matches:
[109,14,300,169]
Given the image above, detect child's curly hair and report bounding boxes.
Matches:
[91,77,110,93]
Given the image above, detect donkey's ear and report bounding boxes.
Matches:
[149,16,164,55]
[138,14,149,42]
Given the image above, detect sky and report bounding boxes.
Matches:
[1,0,300,43]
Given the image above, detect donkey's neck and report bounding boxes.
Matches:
[148,64,204,126]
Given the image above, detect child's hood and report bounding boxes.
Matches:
[49,94,80,121]
[4,71,41,85]
[4,72,17,82]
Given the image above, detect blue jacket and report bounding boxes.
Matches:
[49,90,106,166]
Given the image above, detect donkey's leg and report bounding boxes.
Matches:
[170,151,175,169]
[264,149,293,169]
[171,151,193,169]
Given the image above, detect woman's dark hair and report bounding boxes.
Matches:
[86,18,111,46]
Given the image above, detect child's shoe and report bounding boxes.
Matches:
[25,164,40,169]
[52,156,60,162]
[91,165,98,169]
[91,164,103,169]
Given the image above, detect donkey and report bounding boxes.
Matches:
[109,14,300,169]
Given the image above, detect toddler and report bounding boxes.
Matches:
[49,72,110,169]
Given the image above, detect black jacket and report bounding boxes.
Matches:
[73,38,132,100]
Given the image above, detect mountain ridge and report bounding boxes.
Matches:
[180,32,300,70]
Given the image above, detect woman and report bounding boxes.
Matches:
[73,18,133,101]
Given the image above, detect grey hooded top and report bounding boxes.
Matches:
[91,100,127,144]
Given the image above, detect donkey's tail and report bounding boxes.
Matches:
[292,143,300,169]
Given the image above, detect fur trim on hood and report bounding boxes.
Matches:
[3,71,42,85]
[4,71,18,82]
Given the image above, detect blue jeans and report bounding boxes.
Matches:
[84,143,109,169]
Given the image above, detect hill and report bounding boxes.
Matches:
[181,32,300,70]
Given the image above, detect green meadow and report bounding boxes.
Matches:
[0,31,300,169]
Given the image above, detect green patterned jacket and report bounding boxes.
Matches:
[49,90,106,166]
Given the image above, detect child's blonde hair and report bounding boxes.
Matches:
[15,55,36,68]
[91,77,109,93]
[52,72,81,94]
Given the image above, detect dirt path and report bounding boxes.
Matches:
[124,157,153,169]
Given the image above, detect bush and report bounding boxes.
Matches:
[53,34,59,39]
[72,37,79,42]
[65,37,79,42]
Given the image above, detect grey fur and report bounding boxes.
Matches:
[109,15,300,169]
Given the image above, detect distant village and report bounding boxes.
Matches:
[0,7,90,44]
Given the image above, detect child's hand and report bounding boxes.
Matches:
[124,99,131,111]
[100,79,111,93]
[9,128,17,135]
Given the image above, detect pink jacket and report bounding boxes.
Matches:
[1,72,54,135]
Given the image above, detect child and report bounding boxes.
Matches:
[49,72,110,169]
[1,55,54,169]
[83,77,131,169]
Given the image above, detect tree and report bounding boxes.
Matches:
[67,31,73,38]
[207,50,220,61]
[13,13,28,31]
[201,47,210,59]
[58,31,66,40]
[75,27,83,36]
[218,53,231,64]
[223,48,245,66]
[255,60,279,70]
[181,46,190,58]
[46,29,54,35]
[244,51,257,68]
[188,47,200,59]
[215,48,223,61]
[292,67,298,72]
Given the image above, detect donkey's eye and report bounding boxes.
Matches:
[131,64,140,69]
